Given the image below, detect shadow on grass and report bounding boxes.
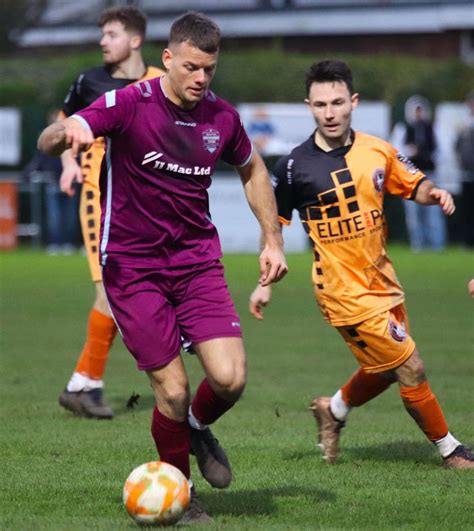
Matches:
[346,440,439,465]
[201,485,336,516]
[283,440,438,466]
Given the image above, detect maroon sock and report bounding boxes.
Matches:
[151,406,190,479]
[191,378,235,426]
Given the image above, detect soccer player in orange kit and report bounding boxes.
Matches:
[250,59,474,469]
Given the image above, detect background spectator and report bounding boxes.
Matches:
[455,90,474,250]
[23,109,80,254]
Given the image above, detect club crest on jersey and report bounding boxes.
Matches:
[202,129,220,153]
[372,168,385,192]
[389,320,407,342]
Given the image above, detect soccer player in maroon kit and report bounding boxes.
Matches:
[38,12,287,523]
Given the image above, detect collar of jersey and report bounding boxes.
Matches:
[159,75,203,114]
[313,129,355,157]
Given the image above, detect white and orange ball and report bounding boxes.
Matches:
[123,461,190,526]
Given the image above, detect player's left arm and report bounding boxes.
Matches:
[237,150,288,286]
[413,179,456,215]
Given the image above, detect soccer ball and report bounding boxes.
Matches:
[123,461,190,526]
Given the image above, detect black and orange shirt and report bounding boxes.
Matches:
[273,131,426,326]
[62,65,164,186]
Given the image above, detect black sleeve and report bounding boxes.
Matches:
[62,73,85,117]
[272,155,294,224]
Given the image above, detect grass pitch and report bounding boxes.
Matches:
[1,247,473,530]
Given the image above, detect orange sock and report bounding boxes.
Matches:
[74,308,117,380]
[399,381,449,441]
[341,368,392,407]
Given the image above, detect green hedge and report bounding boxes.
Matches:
[2,45,473,107]
[1,45,473,164]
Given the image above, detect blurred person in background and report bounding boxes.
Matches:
[392,95,446,252]
[247,107,276,154]
[455,90,474,250]
[57,5,164,419]
[24,109,80,255]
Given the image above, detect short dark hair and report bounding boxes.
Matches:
[304,60,354,96]
[98,6,147,39]
[169,11,221,54]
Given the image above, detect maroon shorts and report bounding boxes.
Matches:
[102,260,242,371]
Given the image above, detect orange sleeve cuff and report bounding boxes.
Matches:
[278,216,291,226]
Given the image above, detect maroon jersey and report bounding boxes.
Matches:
[73,76,252,268]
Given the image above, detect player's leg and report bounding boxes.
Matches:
[311,305,412,463]
[59,182,117,419]
[147,356,192,479]
[395,348,474,468]
[148,358,212,524]
[101,265,212,522]
[310,369,395,463]
[189,337,246,488]
[175,260,244,489]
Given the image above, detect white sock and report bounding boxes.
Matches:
[330,389,351,421]
[66,372,90,392]
[434,432,461,458]
[188,406,207,430]
[67,373,104,392]
[84,379,104,391]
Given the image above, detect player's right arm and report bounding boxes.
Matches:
[37,118,94,158]
[39,84,134,161]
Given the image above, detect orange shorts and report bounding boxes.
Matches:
[79,179,102,282]
[337,304,416,373]
[79,139,105,283]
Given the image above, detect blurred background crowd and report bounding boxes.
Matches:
[0,0,473,254]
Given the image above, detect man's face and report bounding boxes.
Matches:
[162,41,218,108]
[306,81,358,142]
[100,21,141,65]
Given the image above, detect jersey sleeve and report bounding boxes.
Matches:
[272,155,294,225]
[221,111,253,167]
[385,143,426,200]
[72,86,135,138]
[62,74,85,117]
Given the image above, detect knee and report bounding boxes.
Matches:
[153,380,190,419]
[396,351,426,387]
[162,384,190,408]
[211,367,246,402]
[407,357,426,385]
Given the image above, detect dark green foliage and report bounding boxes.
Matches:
[1,46,473,168]
[1,45,473,107]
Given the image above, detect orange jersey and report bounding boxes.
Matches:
[63,65,164,187]
[273,131,426,326]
